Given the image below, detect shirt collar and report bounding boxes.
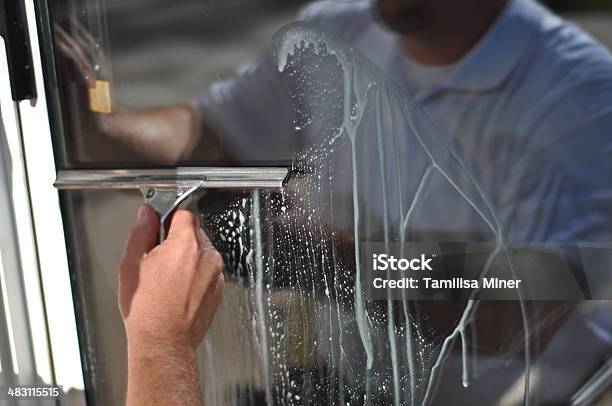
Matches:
[430,0,541,94]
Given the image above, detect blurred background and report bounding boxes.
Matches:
[100,0,309,107]
[58,0,612,108]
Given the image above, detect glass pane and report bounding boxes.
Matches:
[49,0,308,168]
[44,0,612,405]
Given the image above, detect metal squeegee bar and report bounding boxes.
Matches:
[54,167,291,189]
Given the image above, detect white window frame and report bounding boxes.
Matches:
[0,0,87,403]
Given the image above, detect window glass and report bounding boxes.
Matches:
[45,0,612,405]
[50,0,308,168]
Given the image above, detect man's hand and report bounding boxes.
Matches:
[118,205,224,406]
[55,24,226,165]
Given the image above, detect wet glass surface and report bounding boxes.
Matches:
[46,0,612,405]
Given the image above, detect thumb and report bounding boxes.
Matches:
[118,205,160,277]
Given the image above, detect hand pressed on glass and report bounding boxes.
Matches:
[118,205,224,406]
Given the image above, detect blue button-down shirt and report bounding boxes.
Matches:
[197,0,612,245]
[194,0,612,401]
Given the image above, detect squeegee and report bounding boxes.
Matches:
[54,167,291,240]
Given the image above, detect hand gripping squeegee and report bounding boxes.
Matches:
[54,167,291,241]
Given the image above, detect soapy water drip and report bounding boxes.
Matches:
[197,21,531,406]
[252,190,274,405]
[272,22,531,405]
[375,87,402,406]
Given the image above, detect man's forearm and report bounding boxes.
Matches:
[127,341,202,406]
[99,105,200,163]
[119,208,224,406]
[96,104,233,164]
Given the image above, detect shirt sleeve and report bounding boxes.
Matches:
[499,89,612,243]
[190,1,371,163]
[191,53,296,163]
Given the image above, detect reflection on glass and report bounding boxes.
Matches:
[48,0,612,405]
[52,0,307,168]
[194,23,612,404]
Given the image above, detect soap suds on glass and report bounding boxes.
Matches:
[197,22,531,406]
